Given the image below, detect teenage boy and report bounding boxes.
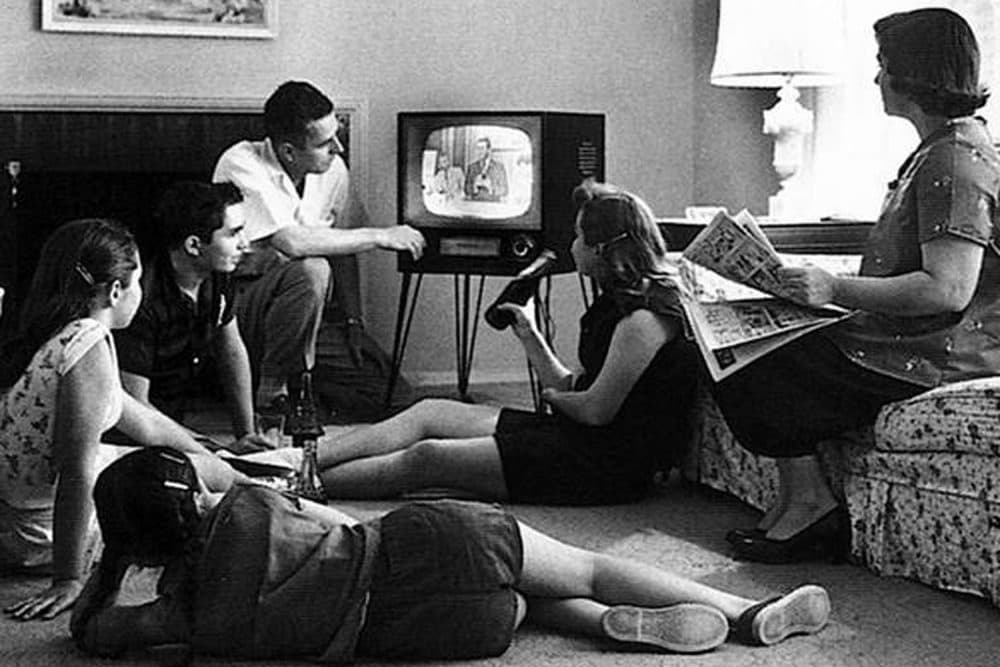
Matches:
[115,181,271,453]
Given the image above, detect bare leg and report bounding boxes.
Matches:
[516,522,830,649]
[517,522,753,622]
[756,466,791,531]
[317,399,500,468]
[320,436,508,500]
[765,456,838,540]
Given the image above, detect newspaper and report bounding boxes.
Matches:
[678,210,854,381]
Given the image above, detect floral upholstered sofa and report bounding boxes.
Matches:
[658,219,1000,607]
[684,321,1000,609]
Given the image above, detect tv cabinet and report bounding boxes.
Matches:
[385,271,558,407]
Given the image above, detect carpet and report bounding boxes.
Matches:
[2,423,997,666]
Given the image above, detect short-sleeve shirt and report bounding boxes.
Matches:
[115,255,236,418]
[212,139,354,276]
[826,117,1000,387]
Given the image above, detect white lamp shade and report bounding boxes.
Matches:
[711,0,846,88]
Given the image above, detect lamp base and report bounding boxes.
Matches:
[764,82,814,221]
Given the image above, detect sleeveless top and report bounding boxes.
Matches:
[573,275,695,459]
[0,319,123,566]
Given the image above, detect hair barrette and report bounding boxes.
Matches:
[158,450,189,465]
[594,231,629,255]
[74,263,95,286]
[163,480,190,491]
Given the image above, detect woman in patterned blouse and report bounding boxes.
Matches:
[717,8,1000,563]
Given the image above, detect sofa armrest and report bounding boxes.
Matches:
[874,377,1000,456]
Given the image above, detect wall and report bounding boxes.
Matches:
[0,0,770,384]
[691,0,774,216]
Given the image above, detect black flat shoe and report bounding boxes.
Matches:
[731,507,849,564]
[725,527,765,545]
[732,585,831,645]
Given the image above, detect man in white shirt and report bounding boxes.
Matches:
[213,80,425,407]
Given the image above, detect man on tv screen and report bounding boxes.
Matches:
[464,136,509,202]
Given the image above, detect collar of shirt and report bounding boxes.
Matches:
[260,138,305,205]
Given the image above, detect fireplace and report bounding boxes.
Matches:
[0,97,273,337]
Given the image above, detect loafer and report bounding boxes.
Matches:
[601,602,728,653]
[733,584,831,645]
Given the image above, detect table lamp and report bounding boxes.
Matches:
[711,0,845,219]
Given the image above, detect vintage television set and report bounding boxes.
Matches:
[397,111,605,275]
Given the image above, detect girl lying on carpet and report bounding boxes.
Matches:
[71,447,831,661]
[0,219,238,621]
[311,180,701,504]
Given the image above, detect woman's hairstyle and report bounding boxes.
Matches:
[264,80,334,146]
[155,180,244,248]
[571,180,669,288]
[0,218,138,387]
[93,447,202,564]
[875,8,989,117]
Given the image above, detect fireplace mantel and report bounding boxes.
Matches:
[0,93,367,189]
[0,93,367,334]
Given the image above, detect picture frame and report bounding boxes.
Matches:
[41,1,278,39]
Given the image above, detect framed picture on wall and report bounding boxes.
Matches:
[42,1,278,39]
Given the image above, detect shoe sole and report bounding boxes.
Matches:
[753,584,830,645]
[601,603,728,653]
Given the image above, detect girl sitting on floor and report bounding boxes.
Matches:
[71,447,831,662]
[0,219,236,621]
[312,180,700,505]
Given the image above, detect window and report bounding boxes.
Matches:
[810,1,997,220]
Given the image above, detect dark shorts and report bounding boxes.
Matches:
[355,500,523,660]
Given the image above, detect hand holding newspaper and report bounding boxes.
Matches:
[678,210,855,381]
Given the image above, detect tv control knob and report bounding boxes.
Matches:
[510,234,536,259]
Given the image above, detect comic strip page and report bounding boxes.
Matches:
[677,211,855,381]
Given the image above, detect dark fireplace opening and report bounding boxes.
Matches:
[0,107,265,338]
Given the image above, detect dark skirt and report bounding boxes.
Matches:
[711,334,923,458]
[494,408,664,506]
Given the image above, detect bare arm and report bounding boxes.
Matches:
[73,559,189,660]
[268,223,425,260]
[120,330,268,453]
[77,598,187,657]
[501,300,575,391]
[115,391,212,456]
[781,237,984,315]
[544,310,679,426]
[3,344,115,621]
[120,370,150,403]
[213,318,257,438]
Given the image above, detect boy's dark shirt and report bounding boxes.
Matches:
[115,253,236,419]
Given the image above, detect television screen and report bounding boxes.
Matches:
[400,114,543,233]
[419,124,533,220]
[398,111,603,275]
